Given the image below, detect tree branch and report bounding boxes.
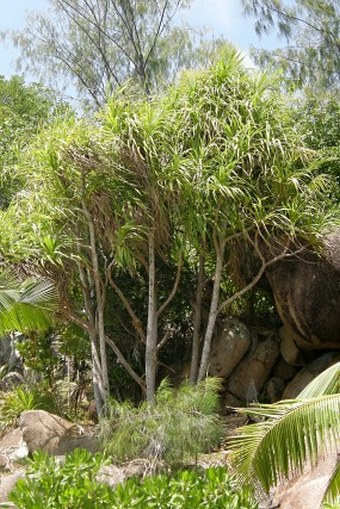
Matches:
[157,251,183,318]
[217,232,307,314]
[157,325,172,351]
[107,263,146,344]
[105,334,146,393]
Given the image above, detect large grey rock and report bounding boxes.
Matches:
[209,317,251,378]
[262,376,285,403]
[267,230,340,352]
[18,410,99,456]
[230,229,340,354]
[223,391,243,410]
[282,351,340,399]
[279,325,305,366]
[226,334,280,403]
[272,357,299,382]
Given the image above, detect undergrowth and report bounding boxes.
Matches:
[99,377,224,468]
[0,383,60,429]
[9,448,258,509]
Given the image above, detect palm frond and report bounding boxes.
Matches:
[298,362,340,398]
[0,272,56,334]
[228,394,340,493]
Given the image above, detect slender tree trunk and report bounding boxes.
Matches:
[80,175,110,411]
[87,218,110,407]
[197,241,226,382]
[78,262,106,415]
[89,330,106,414]
[190,253,205,384]
[145,229,158,402]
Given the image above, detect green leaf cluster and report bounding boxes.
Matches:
[9,448,257,509]
[242,0,340,91]
[0,383,59,429]
[10,449,112,508]
[0,75,66,209]
[5,48,337,269]
[1,48,338,401]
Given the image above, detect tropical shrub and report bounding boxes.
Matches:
[9,449,111,508]
[99,378,224,468]
[0,383,60,428]
[9,448,257,509]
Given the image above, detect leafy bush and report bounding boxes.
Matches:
[99,378,224,467]
[114,467,258,509]
[9,449,111,508]
[9,449,257,509]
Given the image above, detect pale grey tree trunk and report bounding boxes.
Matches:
[87,217,110,407]
[78,263,107,415]
[190,253,205,384]
[80,176,110,413]
[197,241,225,381]
[89,331,106,415]
[145,230,158,402]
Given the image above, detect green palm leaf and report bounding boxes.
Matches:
[228,395,340,492]
[228,363,340,500]
[298,362,340,398]
[0,271,56,333]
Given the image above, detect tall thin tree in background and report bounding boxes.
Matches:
[241,0,340,90]
[4,0,221,107]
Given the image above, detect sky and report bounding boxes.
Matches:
[0,0,282,83]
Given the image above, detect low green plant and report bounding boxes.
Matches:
[112,467,257,509]
[0,383,59,428]
[9,449,111,508]
[9,448,257,509]
[99,378,224,468]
